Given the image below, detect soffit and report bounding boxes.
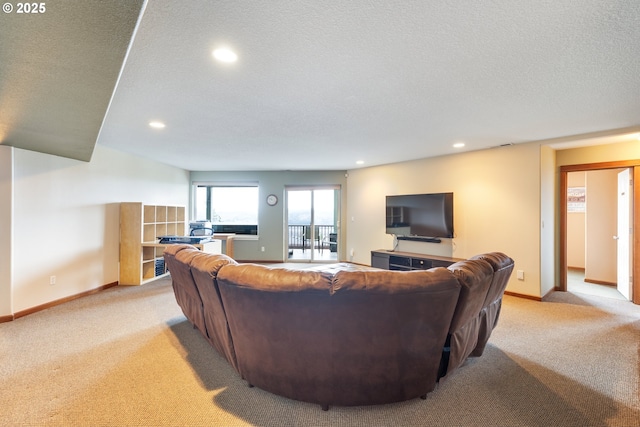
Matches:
[0,0,144,161]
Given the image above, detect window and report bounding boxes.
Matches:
[194,184,259,235]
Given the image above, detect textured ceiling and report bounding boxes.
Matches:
[2,1,640,171]
[0,0,144,161]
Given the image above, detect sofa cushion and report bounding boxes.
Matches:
[305,262,380,275]
[217,264,333,403]
[217,263,333,292]
[328,267,463,404]
[163,244,208,336]
[190,253,237,279]
[469,252,514,357]
[446,258,494,332]
[163,243,193,258]
[443,258,494,375]
[332,267,458,294]
[470,252,514,309]
[189,253,239,370]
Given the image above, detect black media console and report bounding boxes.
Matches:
[371,250,462,271]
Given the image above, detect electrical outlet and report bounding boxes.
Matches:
[261,246,265,252]
[517,270,524,281]
[49,276,56,285]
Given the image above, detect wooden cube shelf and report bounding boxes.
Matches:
[120,202,188,285]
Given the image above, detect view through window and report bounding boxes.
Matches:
[194,185,259,234]
[287,189,335,226]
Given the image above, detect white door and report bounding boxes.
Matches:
[616,168,632,300]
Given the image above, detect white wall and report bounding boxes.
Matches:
[556,140,640,166]
[9,145,189,313]
[539,144,557,298]
[189,170,347,261]
[5,136,638,315]
[0,147,13,317]
[346,142,542,298]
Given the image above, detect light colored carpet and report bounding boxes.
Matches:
[567,268,627,301]
[1,276,638,426]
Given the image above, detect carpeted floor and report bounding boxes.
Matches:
[567,268,627,300]
[1,276,638,426]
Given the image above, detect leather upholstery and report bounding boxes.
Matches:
[164,250,513,408]
[442,258,494,376]
[163,244,208,335]
[469,252,515,357]
[189,253,239,370]
[217,264,461,407]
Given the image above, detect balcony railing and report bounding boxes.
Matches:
[288,225,335,251]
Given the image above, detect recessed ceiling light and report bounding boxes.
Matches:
[149,121,166,129]
[212,48,238,63]
[453,142,465,148]
[356,160,365,165]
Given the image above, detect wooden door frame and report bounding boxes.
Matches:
[560,160,640,304]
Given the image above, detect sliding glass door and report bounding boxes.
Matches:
[286,186,340,262]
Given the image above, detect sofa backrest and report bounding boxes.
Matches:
[470,252,514,309]
[218,263,334,291]
[447,258,494,332]
[444,258,494,375]
[189,253,239,370]
[216,263,334,403]
[163,244,209,335]
[469,252,515,357]
[329,268,462,405]
[217,263,461,407]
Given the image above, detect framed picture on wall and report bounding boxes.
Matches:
[568,187,586,212]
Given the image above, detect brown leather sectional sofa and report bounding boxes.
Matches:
[163,245,514,410]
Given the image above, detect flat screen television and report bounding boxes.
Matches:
[386,192,454,239]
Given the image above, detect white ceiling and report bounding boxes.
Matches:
[2,1,640,171]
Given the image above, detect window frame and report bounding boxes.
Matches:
[191,181,260,236]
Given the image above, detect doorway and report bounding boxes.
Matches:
[565,169,628,300]
[285,186,340,262]
[560,161,639,304]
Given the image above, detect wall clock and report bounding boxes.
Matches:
[266,194,278,206]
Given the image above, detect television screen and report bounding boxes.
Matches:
[385,193,454,239]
